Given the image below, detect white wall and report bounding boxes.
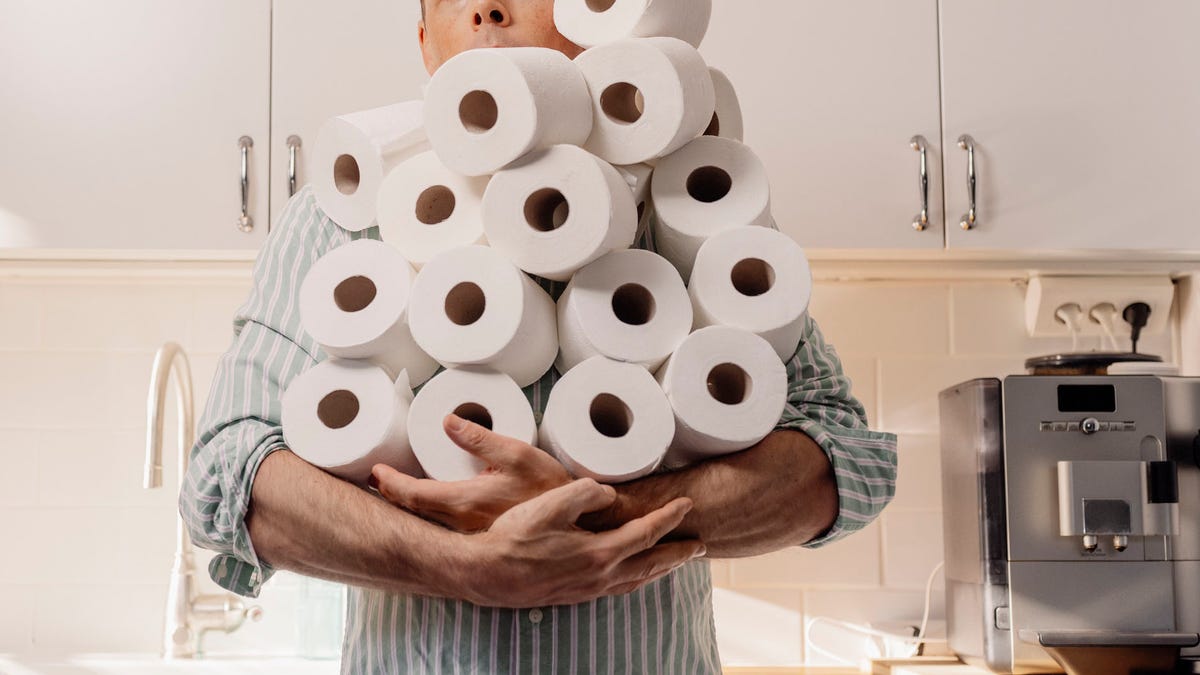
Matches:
[0,265,1182,664]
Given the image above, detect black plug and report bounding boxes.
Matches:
[1122,302,1151,353]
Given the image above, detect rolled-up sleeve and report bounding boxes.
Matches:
[179,185,361,598]
[774,313,898,549]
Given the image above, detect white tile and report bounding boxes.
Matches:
[713,587,804,665]
[0,584,35,651]
[878,356,1025,434]
[199,578,303,657]
[32,583,165,653]
[0,282,43,351]
[39,282,194,352]
[710,559,732,587]
[113,507,178,584]
[729,520,882,589]
[0,508,122,584]
[190,281,252,356]
[37,429,174,509]
[803,589,945,667]
[0,352,156,430]
[0,429,40,507]
[809,283,951,357]
[882,510,944,590]
[891,434,942,512]
[840,356,879,428]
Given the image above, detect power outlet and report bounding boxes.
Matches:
[1024,275,1175,341]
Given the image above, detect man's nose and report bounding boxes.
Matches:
[472,0,512,27]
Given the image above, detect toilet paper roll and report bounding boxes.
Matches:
[556,249,692,374]
[651,136,773,282]
[656,326,788,468]
[312,101,430,232]
[299,240,439,386]
[705,67,744,141]
[376,151,490,269]
[482,145,637,282]
[690,227,813,361]
[615,163,656,243]
[408,245,558,388]
[540,356,674,483]
[575,38,715,166]
[423,48,593,177]
[553,0,713,49]
[282,359,421,486]
[407,367,538,482]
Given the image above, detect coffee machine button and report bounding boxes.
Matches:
[1081,418,1101,434]
[1067,422,1080,432]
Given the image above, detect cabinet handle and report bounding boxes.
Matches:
[238,136,254,233]
[957,134,977,231]
[910,135,929,232]
[287,135,302,198]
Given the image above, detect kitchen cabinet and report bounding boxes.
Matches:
[940,0,1200,251]
[0,0,272,253]
[269,0,430,226]
[701,0,945,251]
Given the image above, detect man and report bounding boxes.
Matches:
[180,0,898,672]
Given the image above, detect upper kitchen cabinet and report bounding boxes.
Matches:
[701,0,945,250]
[0,0,271,254]
[270,0,431,225]
[941,0,1200,252]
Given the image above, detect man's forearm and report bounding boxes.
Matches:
[247,449,474,597]
[588,430,838,559]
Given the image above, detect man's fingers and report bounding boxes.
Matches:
[606,539,706,595]
[372,464,466,514]
[528,477,617,526]
[443,414,527,468]
[600,497,694,559]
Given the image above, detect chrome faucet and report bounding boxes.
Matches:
[143,342,262,658]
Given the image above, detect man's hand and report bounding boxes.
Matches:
[371,414,572,533]
[459,478,706,608]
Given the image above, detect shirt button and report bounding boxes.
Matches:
[528,608,543,624]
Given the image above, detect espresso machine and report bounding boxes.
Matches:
[939,374,1200,674]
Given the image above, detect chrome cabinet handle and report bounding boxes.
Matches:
[910,135,929,232]
[287,135,302,197]
[957,134,977,231]
[238,136,254,233]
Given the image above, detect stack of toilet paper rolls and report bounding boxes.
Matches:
[282,0,814,488]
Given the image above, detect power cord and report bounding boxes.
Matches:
[1123,302,1152,354]
[1089,303,1121,352]
[1055,303,1086,351]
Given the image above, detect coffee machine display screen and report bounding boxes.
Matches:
[1057,384,1117,413]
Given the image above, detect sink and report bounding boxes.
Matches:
[0,654,339,675]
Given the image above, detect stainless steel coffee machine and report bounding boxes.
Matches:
[939,375,1200,674]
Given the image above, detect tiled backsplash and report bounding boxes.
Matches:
[0,266,1185,664]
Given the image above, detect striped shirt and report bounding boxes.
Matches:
[180,184,898,674]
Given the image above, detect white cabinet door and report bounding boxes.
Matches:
[0,0,271,253]
[941,0,1200,251]
[270,0,431,225]
[700,0,944,250]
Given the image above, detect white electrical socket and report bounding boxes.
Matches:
[1024,275,1175,341]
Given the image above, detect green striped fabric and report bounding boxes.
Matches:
[180,185,897,674]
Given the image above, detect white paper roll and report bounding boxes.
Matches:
[312,101,430,232]
[690,227,813,361]
[540,356,674,484]
[553,0,713,49]
[376,151,490,270]
[408,245,558,388]
[482,145,637,282]
[281,359,421,486]
[651,136,773,282]
[407,367,538,482]
[575,38,714,166]
[656,326,788,468]
[298,240,439,386]
[705,67,744,141]
[423,48,593,177]
[557,249,692,374]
